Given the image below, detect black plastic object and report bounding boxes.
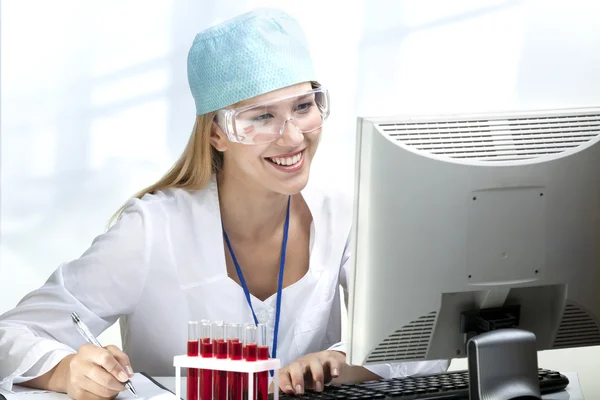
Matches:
[460,305,521,343]
[270,368,569,400]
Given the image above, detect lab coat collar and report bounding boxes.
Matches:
[192,174,326,286]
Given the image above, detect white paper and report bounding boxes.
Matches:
[117,374,177,400]
[2,374,176,400]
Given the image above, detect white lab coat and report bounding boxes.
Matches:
[0,176,448,391]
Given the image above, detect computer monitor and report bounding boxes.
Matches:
[346,106,600,396]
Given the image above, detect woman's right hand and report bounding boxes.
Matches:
[63,344,134,400]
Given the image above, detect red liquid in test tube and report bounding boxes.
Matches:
[256,324,269,400]
[243,325,257,400]
[227,324,243,400]
[213,322,227,400]
[187,322,199,400]
[212,321,224,354]
[200,320,214,400]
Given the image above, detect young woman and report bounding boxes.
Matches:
[0,8,448,399]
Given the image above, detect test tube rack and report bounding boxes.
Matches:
[173,355,281,400]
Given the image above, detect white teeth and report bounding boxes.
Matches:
[270,151,302,166]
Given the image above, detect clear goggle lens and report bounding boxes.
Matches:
[217,87,330,145]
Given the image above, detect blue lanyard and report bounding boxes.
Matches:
[222,196,291,376]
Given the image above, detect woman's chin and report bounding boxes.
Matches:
[267,169,311,195]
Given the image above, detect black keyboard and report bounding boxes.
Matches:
[272,368,569,400]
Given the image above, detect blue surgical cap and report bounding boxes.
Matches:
[187,8,317,115]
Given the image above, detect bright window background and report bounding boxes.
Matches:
[1,0,599,396]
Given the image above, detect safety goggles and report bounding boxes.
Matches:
[216,87,330,145]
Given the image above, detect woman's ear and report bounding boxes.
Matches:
[210,120,228,152]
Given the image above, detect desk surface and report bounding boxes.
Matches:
[0,373,584,400]
[155,372,584,400]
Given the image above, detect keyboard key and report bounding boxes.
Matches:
[271,368,568,400]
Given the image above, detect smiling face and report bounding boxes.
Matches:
[210,82,322,195]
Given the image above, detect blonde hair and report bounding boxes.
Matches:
[109,111,222,226]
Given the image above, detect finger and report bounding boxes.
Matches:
[81,345,129,383]
[277,370,295,394]
[308,357,325,392]
[323,353,343,381]
[289,361,307,395]
[78,375,122,399]
[82,361,126,392]
[105,345,134,377]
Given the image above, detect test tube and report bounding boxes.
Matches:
[213,322,227,400]
[200,320,213,400]
[243,324,258,400]
[227,324,243,400]
[256,324,269,400]
[213,321,227,355]
[188,322,200,400]
[226,323,242,354]
[201,319,212,345]
[244,324,257,361]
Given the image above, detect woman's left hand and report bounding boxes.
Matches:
[277,350,346,395]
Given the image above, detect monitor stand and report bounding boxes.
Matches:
[461,306,541,400]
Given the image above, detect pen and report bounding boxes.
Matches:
[71,312,138,397]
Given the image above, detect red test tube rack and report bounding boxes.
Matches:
[174,322,280,400]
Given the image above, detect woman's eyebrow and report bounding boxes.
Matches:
[266,94,313,108]
[295,94,313,102]
[242,93,314,111]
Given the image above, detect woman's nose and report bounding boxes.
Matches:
[276,118,304,146]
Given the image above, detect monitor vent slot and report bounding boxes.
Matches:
[552,303,600,349]
[380,112,600,162]
[366,312,436,363]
